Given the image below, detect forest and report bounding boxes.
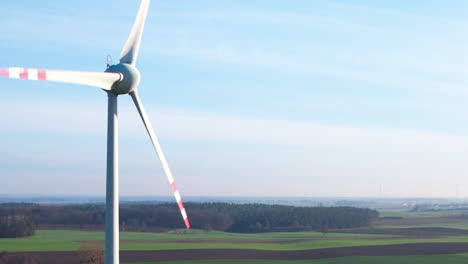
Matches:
[0,214,35,238]
[0,203,378,237]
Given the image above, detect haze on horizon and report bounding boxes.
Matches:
[1,0,468,198]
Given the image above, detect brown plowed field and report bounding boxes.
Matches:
[5,243,468,263]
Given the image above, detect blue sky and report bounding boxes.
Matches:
[2,0,468,198]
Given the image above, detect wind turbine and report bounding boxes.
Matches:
[0,1,190,264]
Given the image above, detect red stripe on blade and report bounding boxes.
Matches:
[19,69,28,79]
[170,182,177,193]
[0,69,9,77]
[177,200,184,210]
[38,70,46,80]
[176,199,190,229]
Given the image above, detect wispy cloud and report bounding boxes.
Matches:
[0,7,129,52]
[157,9,378,34]
[3,2,468,95]
[154,43,468,94]
[2,98,468,152]
[2,99,468,197]
[151,3,468,94]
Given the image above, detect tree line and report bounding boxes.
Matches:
[0,203,378,236]
[0,215,35,238]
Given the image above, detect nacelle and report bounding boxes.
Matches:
[105,63,141,95]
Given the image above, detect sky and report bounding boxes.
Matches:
[2,0,468,198]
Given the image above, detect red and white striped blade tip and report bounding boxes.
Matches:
[184,218,191,229]
[0,68,47,80]
[0,69,8,77]
[170,182,191,229]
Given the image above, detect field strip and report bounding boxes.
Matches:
[6,243,468,263]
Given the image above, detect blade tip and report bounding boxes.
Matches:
[185,219,191,229]
[0,69,8,77]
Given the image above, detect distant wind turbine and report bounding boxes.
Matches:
[0,1,190,264]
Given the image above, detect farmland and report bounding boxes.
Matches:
[0,229,401,252]
[2,209,468,263]
[126,255,468,264]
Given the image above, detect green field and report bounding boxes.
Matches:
[0,229,403,252]
[2,227,468,252]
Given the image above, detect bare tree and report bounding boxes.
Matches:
[78,243,104,264]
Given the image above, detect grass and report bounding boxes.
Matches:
[126,254,468,264]
[0,229,399,252]
[0,229,96,252]
[3,228,468,252]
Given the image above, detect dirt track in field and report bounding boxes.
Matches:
[6,243,468,263]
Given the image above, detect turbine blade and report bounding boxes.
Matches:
[120,0,150,65]
[0,67,121,90]
[130,91,191,229]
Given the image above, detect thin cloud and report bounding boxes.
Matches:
[154,43,468,94]
[2,99,468,197]
[157,10,378,34]
[1,99,468,152]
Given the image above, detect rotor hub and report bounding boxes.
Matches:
[105,63,140,95]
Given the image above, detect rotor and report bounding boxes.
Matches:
[105,63,140,95]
